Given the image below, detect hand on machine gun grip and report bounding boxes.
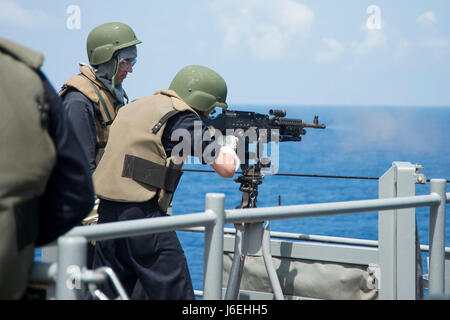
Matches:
[217,134,239,152]
[217,135,240,172]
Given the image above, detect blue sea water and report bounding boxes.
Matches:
[173,105,450,292]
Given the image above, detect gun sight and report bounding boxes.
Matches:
[269,109,286,118]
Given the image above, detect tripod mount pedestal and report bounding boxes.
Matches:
[225,162,284,300]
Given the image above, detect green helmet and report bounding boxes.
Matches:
[169,65,228,112]
[87,22,141,66]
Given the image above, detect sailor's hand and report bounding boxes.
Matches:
[218,144,240,172]
[217,134,240,171]
[210,135,240,178]
[216,134,238,152]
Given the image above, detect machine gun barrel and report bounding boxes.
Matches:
[302,116,326,129]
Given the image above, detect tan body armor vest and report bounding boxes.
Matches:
[93,90,199,212]
[0,38,56,299]
[60,65,124,156]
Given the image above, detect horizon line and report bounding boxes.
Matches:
[227,103,450,108]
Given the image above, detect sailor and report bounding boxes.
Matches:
[0,38,94,299]
[60,22,142,173]
[91,65,239,299]
[59,22,141,274]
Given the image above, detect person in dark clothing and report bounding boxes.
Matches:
[0,38,94,299]
[91,65,239,299]
[59,22,142,276]
[60,22,142,174]
[60,91,99,174]
[36,70,96,247]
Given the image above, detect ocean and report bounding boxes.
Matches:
[173,105,450,292]
[35,105,450,296]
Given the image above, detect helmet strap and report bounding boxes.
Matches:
[110,55,120,96]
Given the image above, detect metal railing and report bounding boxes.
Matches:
[31,175,448,300]
[43,193,225,300]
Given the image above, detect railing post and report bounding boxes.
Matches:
[378,164,396,299]
[429,179,446,296]
[203,193,225,300]
[378,162,425,299]
[56,236,87,300]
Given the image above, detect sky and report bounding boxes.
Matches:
[1,0,449,107]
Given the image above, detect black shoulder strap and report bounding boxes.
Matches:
[152,110,180,134]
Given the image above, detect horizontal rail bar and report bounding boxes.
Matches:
[262,230,379,247]
[180,227,450,253]
[225,194,441,224]
[180,226,380,247]
[66,211,216,241]
[65,193,445,242]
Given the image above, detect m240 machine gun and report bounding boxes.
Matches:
[203,109,326,208]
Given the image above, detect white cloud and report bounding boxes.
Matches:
[351,23,387,55]
[416,11,436,29]
[415,10,448,58]
[0,0,48,28]
[209,0,314,60]
[315,38,345,63]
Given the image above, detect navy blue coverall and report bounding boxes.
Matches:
[91,111,217,300]
[36,73,94,247]
[61,89,99,175]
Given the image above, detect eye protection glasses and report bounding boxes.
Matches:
[118,58,137,70]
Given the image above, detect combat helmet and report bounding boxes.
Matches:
[87,22,141,66]
[169,65,228,112]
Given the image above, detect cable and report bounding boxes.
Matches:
[181,168,450,183]
[264,172,379,180]
[182,168,378,180]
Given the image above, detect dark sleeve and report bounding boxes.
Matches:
[61,89,97,175]
[161,111,218,165]
[36,73,95,246]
